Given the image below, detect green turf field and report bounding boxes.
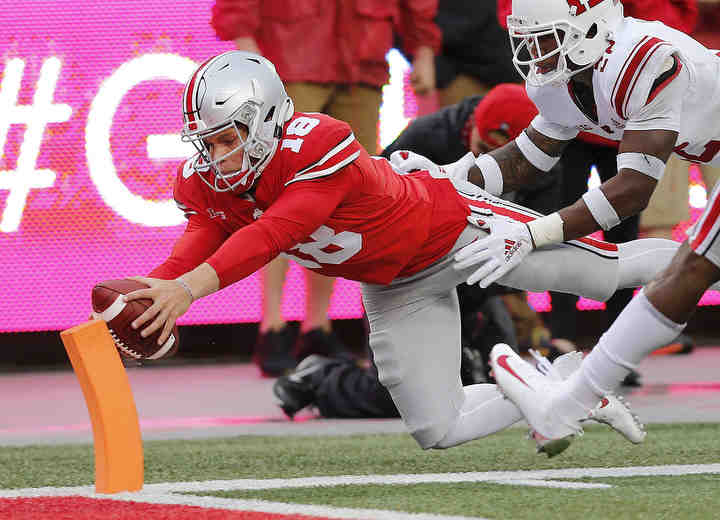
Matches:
[3,423,720,519]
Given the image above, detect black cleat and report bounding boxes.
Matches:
[294,328,349,362]
[621,369,642,388]
[273,355,338,419]
[253,327,297,377]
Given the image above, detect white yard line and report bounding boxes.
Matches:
[3,464,720,498]
[4,463,720,519]
[139,463,720,492]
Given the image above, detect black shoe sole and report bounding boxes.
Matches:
[272,379,314,420]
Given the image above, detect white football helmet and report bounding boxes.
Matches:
[181,51,294,192]
[508,0,624,87]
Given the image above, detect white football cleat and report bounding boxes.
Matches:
[529,349,647,445]
[586,394,647,444]
[491,344,583,457]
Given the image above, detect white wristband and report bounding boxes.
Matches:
[527,212,564,248]
[474,154,503,196]
[176,278,194,302]
[515,131,560,172]
[530,114,579,141]
[582,188,621,231]
[616,152,666,180]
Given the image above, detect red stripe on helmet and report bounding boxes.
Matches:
[184,56,215,130]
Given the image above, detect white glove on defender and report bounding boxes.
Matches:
[389,150,442,176]
[389,150,475,181]
[454,217,534,288]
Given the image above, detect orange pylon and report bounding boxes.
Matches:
[60,319,143,493]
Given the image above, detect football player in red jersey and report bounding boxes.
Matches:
[123,51,706,452]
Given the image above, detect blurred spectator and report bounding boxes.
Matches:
[413,0,518,116]
[273,85,567,419]
[211,0,441,376]
[693,0,720,49]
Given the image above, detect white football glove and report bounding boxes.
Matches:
[389,150,443,177]
[454,217,534,288]
[443,151,476,182]
[466,205,493,232]
[389,150,476,182]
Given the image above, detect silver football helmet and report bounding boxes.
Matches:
[508,0,624,87]
[181,51,294,192]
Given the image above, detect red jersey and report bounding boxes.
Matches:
[150,113,470,288]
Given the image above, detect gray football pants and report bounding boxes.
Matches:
[362,221,680,448]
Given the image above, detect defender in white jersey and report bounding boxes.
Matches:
[440,0,720,452]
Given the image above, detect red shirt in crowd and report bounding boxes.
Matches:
[211,0,442,87]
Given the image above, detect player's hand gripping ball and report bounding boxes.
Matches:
[91,279,179,360]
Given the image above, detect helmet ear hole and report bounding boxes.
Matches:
[586,23,598,39]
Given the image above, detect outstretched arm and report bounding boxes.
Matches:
[458,52,687,288]
[125,166,356,345]
[468,125,571,194]
[456,126,677,288]
[557,129,675,241]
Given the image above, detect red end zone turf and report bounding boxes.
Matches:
[0,497,333,520]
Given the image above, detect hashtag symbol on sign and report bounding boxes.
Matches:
[0,58,72,232]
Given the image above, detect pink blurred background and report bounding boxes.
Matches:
[0,0,715,332]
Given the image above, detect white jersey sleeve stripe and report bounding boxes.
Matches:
[613,37,670,119]
[285,151,360,186]
[622,42,673,119]
[294,132,355,177]
[690,182,720,255]
[611,35,650,115]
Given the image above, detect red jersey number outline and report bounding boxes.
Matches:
[280,116,321,153]
[285,225,362,269]
[280,116,364,268]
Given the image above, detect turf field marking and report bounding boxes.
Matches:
[4,463,720,499]
[139,462,720,492]
[102,493,487,519]
[5,465,720,520]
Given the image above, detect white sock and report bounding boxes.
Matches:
[433,384,522,448]
[568,289,686,409]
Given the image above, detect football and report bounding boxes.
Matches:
[91,278,179,360]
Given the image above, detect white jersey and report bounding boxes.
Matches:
[528,17,720,165]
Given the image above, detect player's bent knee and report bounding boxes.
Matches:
[426,417,464,450]
[428,435,455,450]
[405,416,459,450]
